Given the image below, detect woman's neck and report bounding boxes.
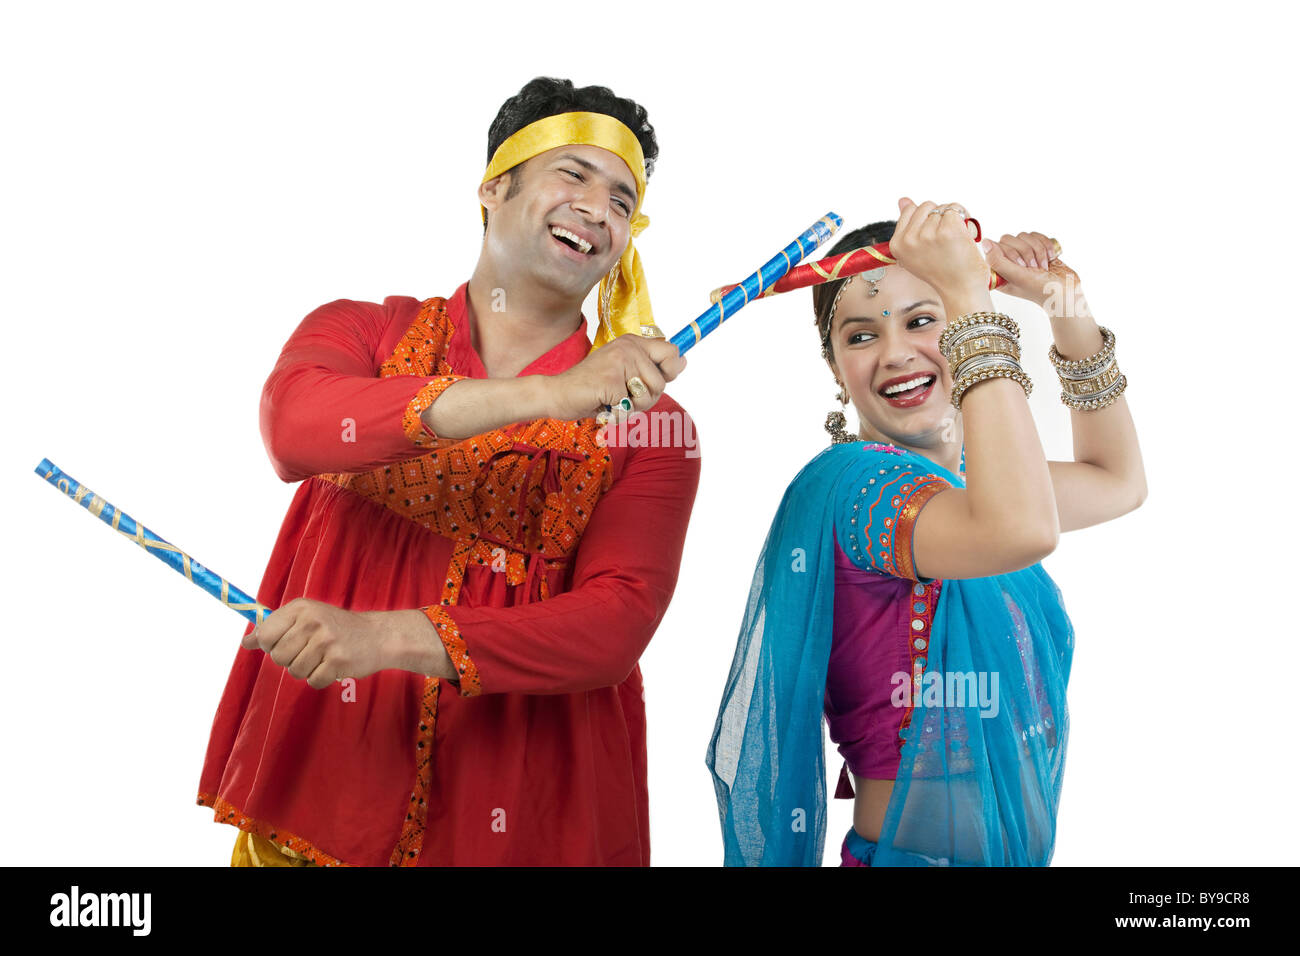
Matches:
[857,418,964,476]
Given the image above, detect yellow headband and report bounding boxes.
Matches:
[481,111,654,351]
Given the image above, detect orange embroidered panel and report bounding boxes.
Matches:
[893,479,949,581]
[319,297,616,603]
[387,674,441,867]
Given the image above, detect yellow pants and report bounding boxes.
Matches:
[230,830,319,867]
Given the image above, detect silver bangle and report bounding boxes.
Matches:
[953,353,1025,379]
[1056,354,1118,382]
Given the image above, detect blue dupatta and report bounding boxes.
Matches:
[705,441,1074,866]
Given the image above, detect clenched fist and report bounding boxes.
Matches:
[242,598,394,690]
[889,197,989,301]
[545,333,686,422]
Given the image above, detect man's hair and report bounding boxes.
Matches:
[483,77,658,227]
[813,220,897,361]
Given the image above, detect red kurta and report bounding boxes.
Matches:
[197,282,701,865]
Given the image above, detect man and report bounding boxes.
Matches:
[196,77,700,866]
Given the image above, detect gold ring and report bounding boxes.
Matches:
[1049,238,1062,258]
[627,376,647,398]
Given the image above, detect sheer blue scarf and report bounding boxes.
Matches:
[705,441,1074,865]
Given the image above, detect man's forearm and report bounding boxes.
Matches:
[421,376,555,440]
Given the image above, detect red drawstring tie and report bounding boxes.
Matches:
[476,441,583,604]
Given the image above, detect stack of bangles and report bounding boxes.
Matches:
[938,311,1031,410]
[939,312,1128,412]
[1048,326,1127,410]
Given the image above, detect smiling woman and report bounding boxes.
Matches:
[706,199,1146,866]
[816,221,955,450]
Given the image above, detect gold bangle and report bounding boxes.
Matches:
[1061,372,1127,410]
[1059,363,1123,398]
[939,312,1020,356]
[951,363,1033,411]
[1049,326,1116,373]
[946,334,1022,368]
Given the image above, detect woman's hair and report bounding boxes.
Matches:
[813,220,896,363]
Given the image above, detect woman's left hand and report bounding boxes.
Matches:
[983,231,1088,318]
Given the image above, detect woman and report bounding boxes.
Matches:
[706,198,1145,866]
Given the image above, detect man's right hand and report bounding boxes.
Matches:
[546,333,686,421]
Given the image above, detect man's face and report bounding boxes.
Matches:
[480,144,638,299]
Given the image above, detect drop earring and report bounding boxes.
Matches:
[825,381,854,444]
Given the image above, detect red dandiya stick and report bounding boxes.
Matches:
[709,219,1010,303]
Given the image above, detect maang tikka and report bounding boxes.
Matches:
[859,266,886,297]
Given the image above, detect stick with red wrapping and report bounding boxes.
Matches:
[709,219,1008,303]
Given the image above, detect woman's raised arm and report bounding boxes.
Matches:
[890,200,1061,581]
[984,232,1147,533]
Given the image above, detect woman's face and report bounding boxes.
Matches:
[827,265,955,447]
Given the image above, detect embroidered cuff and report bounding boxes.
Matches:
[893,478,949,581]
[421,605,481,696]
[404,376,470,448]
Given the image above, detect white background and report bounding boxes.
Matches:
[3,0,1295,866]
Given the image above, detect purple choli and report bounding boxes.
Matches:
[822,442,949,797]
[825,537,941,794]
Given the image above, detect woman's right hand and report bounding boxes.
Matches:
[889,197,990,301]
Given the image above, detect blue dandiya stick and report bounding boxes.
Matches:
[668,212,841,356]
[35,458,271,625]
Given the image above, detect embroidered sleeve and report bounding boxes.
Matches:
[421,605,481,697]
[835,444,952,582]
[261,298,470,481]
[404,376,471,448]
